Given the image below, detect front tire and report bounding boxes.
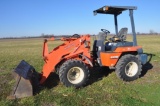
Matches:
[115,54,142,81]
[59,59,90,88]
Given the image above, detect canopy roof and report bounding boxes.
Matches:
[94,6,137,15]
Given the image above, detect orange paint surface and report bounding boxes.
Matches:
[100,46,142,67]
[40,35,91,84]
[100,52,121,66]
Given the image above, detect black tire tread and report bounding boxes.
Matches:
[59,59,90,88]
[116,54,142,81]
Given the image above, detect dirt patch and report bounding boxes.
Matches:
[0,69,5,72]
[138,62,160,84]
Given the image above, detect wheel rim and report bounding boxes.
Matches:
[125,62,138,77]
[67,67,84,84]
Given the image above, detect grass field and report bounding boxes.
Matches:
[0,35,160,106]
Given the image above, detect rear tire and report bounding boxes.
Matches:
[115,54,142,81]
[59,59,90,88]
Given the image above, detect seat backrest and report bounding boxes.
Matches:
[117,28,128,41]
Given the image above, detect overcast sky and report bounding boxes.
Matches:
[0,0,160,37]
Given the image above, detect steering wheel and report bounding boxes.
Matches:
[72,34,80,38]
[101,29,110,34]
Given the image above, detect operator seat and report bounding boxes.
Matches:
[110,28,128,42]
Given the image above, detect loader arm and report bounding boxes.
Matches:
[40,35,91,84]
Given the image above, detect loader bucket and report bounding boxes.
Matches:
[7,60,40,99]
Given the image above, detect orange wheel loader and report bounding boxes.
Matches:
[8,6,148,99]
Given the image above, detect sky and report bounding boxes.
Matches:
[0,0,160,38]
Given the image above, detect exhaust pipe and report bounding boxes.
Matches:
[7,60,40,99]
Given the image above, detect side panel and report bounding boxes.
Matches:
[100,46,142,67]
[100,52,121,67]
